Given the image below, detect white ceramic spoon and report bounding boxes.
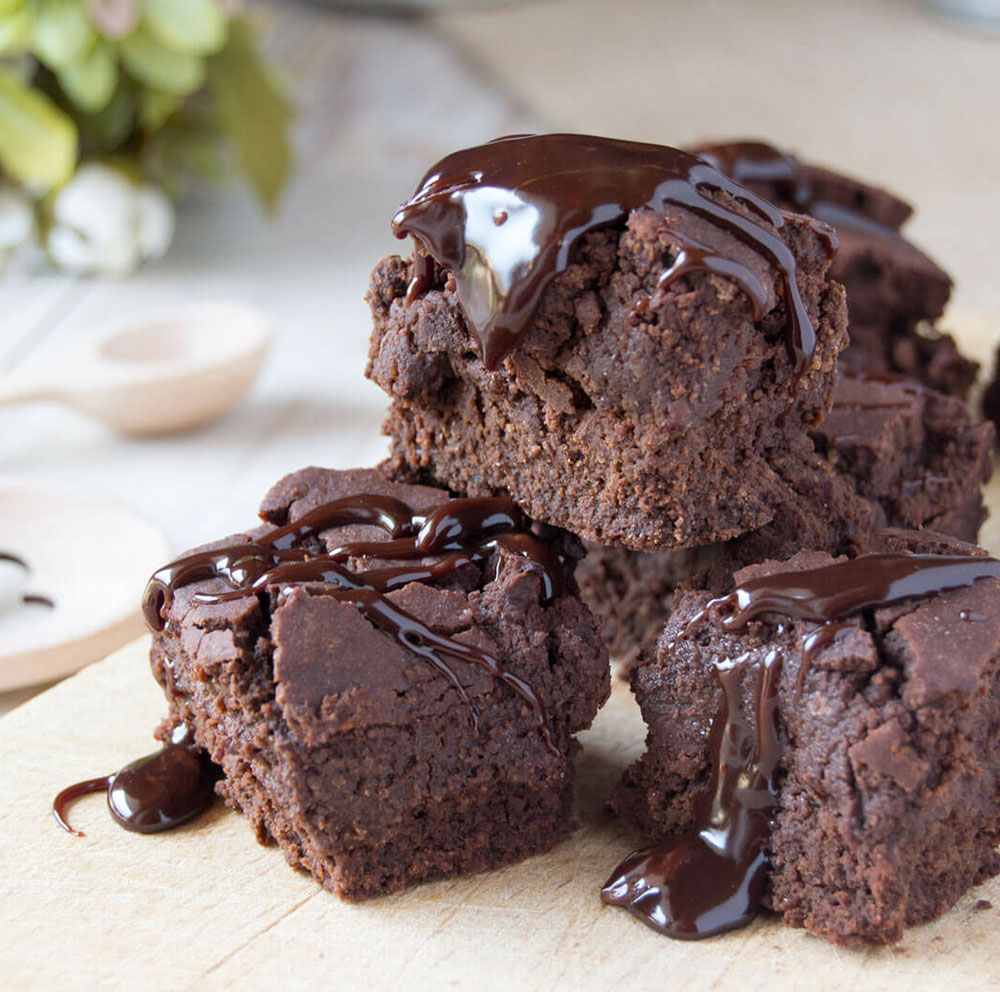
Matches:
[0,301,270,436]
[0,484,170,692]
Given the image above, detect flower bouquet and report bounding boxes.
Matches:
[0,0,293,275]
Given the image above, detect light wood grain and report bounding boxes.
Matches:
[3,636,1000,992]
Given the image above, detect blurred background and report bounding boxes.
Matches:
[1,0,998,710]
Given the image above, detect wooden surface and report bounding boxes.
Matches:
[4,636,1000,992]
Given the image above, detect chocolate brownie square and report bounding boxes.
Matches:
[146,466,609,900]
[368,134,848,551]
[694,140,977,397]
[610,535,1000,944]
[579,371,993,662]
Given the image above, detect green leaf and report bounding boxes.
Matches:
[119,26,205,94]
[58,40,117,112]
[0,6,30,52]
[32,0,96,69]
[0,62,76,187]
[207,16,292,213]
[0,0,25,16]
[142,0,225,56]
[137,87,179,131]
[146,125,225,196]
[75,83,134,156]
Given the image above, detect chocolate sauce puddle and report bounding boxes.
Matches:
[142,493,563,755]
[603,551,1000,939]
[393,134,832,371]
[53,726,220,836]
[603,652,782,939]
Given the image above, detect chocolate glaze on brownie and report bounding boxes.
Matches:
[613,534,1000,944]
[370,135,848,550]
[694,140,977,398]
[393,134,832,372]
[148,467,609,900]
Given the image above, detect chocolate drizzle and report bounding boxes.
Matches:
[392,134,832,370]
[696,140,904,242]
[0,551,55,610]
[53,726,220,836]
[142,493,564,754]
[604,551,1000,940]
[701,553,1000,632]
[602,652,783,939]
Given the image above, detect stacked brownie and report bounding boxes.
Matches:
[362,133,1000,943]
[370,135,848,550]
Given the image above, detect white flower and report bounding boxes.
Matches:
[46,163,175,277]
[135,184,175,261]
[0,186,33,251]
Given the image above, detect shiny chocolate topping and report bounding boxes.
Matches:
[604,551,1000,940]
[142,493,564,754]
[696,140,904,241]
[392,133,833,370]
[53,725,220,836]
[603,652,782,939]
[702,552,1000,632]
[0,551,55,609]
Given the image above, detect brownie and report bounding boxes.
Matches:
[369,135,848,551]
[612,535,1000,944]
[148,466,609,900]
[580,372,993,661]
[984,346,1000,433]
[812,372,994,541]
[578,445,882,662]
[694,140,978,397]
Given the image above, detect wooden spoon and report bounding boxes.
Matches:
[0,302,270,436]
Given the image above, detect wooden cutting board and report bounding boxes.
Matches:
[3,636,1000,992]
[5,315,1000,992]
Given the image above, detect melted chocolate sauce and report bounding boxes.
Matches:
[696,140,904,242]
[701,553,1000,632]
[602,652,783,939]
[392,134,832,370]
[604,551,1000,940]
[0,551,55,609]
[53,726,220,836]
[142,493,563,754]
